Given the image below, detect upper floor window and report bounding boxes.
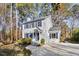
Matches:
[32,22,34,28]
[24,24,28,29]
[28,23,32,28]
[37,21,42,27]
[24,23,31,29]
[24,20,42,29]
[34,22,37,27]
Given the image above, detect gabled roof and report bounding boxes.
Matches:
[22,16,45,24]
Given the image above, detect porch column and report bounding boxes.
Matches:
[33,33,34,39]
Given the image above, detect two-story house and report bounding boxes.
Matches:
[22,15,61,44]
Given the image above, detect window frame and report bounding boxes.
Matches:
[50,32,58,39]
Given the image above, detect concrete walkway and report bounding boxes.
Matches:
[26,42,79,56]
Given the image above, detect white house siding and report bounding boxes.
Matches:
[22,15,61,44]
[39,15,53,43]
[22,21,43,43]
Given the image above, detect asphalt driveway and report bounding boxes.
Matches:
[26,42,79,56]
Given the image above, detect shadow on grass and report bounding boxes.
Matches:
[0,48,31,56]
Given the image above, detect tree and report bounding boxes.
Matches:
[0,4,11,44]
[0,3,18,44]
[51,3,73,42]
[70,28,79,43]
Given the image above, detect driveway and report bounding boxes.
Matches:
[26,42,79,56]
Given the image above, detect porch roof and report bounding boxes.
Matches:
[34,27,42,33]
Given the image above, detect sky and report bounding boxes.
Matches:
[64,16,79,29]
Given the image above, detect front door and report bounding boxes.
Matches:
[34,32,39,41]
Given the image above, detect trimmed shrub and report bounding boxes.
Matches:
[40,38,45,45]
[16,38,32,45]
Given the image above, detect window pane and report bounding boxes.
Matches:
[51,33,58,39]
[30,23,32,28]
[49,33,51,39]
[36,22,37,27]
[54,33,55,38]
[34,22,36,27]
[56,33,58,38]
[26,24,28,28]
[51,33,56,38]
[52,33,54,38]
[28,23,31,28]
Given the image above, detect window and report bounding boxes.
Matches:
[28,23,31,28]
[56,33,58,38]
[24,20,42,29]
[24,33,28,38]
[52,33,55,38]
[30,23,32,28]
[32,22,34,28]
[49,33,51,39]
[25,33,33,38]
[24,24,28,29]
[28,23,30,28]
[26,24,28,28]
[33,22,37,27]
[50,33,58,39]
[35,22,38,27]
[38,21,42,27]
[34,22,36,27]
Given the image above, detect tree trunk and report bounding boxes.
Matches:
[10,3,13,43]
[16,3,18,40]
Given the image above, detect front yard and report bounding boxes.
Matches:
[0,42,31,56]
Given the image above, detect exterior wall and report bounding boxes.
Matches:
[22,15,53,43]
[22,15,61,43]
[40,15,53,43]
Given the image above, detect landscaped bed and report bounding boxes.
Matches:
[0,43,31,56]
